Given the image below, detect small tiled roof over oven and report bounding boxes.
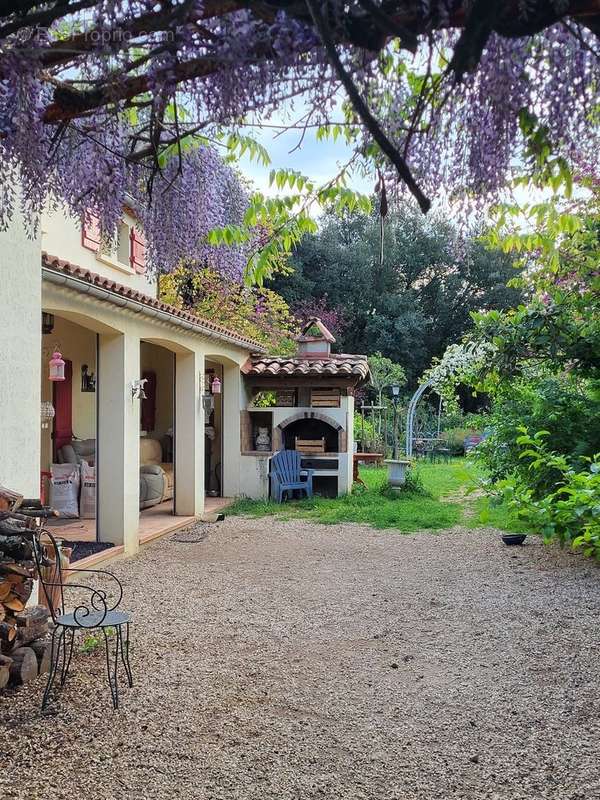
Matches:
[241,353,370,383]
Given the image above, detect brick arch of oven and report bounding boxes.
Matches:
[273,411,347,453]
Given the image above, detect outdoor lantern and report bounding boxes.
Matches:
[211,376,221,394]
[391,384,401,401]
[40,401,55,428]
[48,351,65,382]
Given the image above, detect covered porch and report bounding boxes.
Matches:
[39,255,259,556]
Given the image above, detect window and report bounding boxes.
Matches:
[82,214,146,274]
[116,221,130,265]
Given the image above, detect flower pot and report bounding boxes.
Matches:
[384,459,411,496]
[501,533,527,546]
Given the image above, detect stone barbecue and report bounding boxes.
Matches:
[239,319,370,498]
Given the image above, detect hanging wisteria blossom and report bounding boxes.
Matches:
[0,1,599,277]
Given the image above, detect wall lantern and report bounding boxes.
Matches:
[131,378,148,400]
[48,351,66,382]
[42,312,55,335]
[211,376,221,394]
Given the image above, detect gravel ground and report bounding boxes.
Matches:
[1,518,599,800]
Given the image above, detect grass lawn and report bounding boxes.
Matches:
[226,459,526,533]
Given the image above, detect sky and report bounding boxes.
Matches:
[235,103,375,199]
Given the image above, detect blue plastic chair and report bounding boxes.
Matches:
[269,450,314,502]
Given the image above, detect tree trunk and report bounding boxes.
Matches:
[8,646,38,685]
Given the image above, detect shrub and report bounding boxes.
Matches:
[474,378,600,493]
[441,427,479,455]
[500,429,600,558]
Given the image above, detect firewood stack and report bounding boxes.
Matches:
[0,489,53,690]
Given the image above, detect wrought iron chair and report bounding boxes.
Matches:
[31,526,133,710]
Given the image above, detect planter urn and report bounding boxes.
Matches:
[384,459,411,496]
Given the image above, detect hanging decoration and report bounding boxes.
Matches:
[48,352,65,382]
[40,401,55,429]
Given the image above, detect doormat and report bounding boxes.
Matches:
[58,540,115,563]
[170,524,211,543]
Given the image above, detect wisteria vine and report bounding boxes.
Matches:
[0,1,599,278]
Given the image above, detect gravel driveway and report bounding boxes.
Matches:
[1,518,599,800]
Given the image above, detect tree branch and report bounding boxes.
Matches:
[304,0,431,213]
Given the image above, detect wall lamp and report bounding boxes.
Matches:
[131,378,148,400]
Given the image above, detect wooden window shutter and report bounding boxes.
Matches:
[130,225,147,273]
[82,211,101,252]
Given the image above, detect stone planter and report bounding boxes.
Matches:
[384,459,411,496]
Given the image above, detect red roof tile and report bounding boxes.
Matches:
[242,354,370,383]
[41,253,266,352]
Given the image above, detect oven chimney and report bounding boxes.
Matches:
[297,317,335,359]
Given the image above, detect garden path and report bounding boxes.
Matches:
[1,517,598,800]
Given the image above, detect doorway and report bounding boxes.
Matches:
[139,341,175,539]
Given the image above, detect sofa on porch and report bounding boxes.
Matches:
[139,437,174,509]
[57,437,174,510]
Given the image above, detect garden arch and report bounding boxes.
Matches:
[405,378,437,458]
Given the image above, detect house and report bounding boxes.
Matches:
[0,204,369,557]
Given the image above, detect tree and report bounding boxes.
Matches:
[368,353,406,407]
[160,267,299,353]
[269,206,521,382]
[1,2,599,278]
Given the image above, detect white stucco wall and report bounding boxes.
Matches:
[0,210,41,496]
[41,205,157,295]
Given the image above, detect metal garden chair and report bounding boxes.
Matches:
[269,449,314,502]
[31,526,133,710]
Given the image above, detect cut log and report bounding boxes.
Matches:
[8,646,38,685]
[30,637,52,675]
[15,605,48,627]
[0,562,35,578]
[0,654,13,689]
[0,621,17,646]
[16,621,49,646]
[9,578,33,602]
[0,579,11,601]
[3,595,26,613]
[0,605,4,625]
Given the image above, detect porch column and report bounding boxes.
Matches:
[221,361,241,498]
[97,332,140,553]
[174,350,204,516]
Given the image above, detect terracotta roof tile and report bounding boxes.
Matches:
[41,253,266,352]
[242,354,370,383]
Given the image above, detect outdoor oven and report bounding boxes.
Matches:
[240,317,370,499]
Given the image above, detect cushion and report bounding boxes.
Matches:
[140,437,163,465]
[72,439,96,462]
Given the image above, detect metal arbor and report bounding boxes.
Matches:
[405,377,436,457]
